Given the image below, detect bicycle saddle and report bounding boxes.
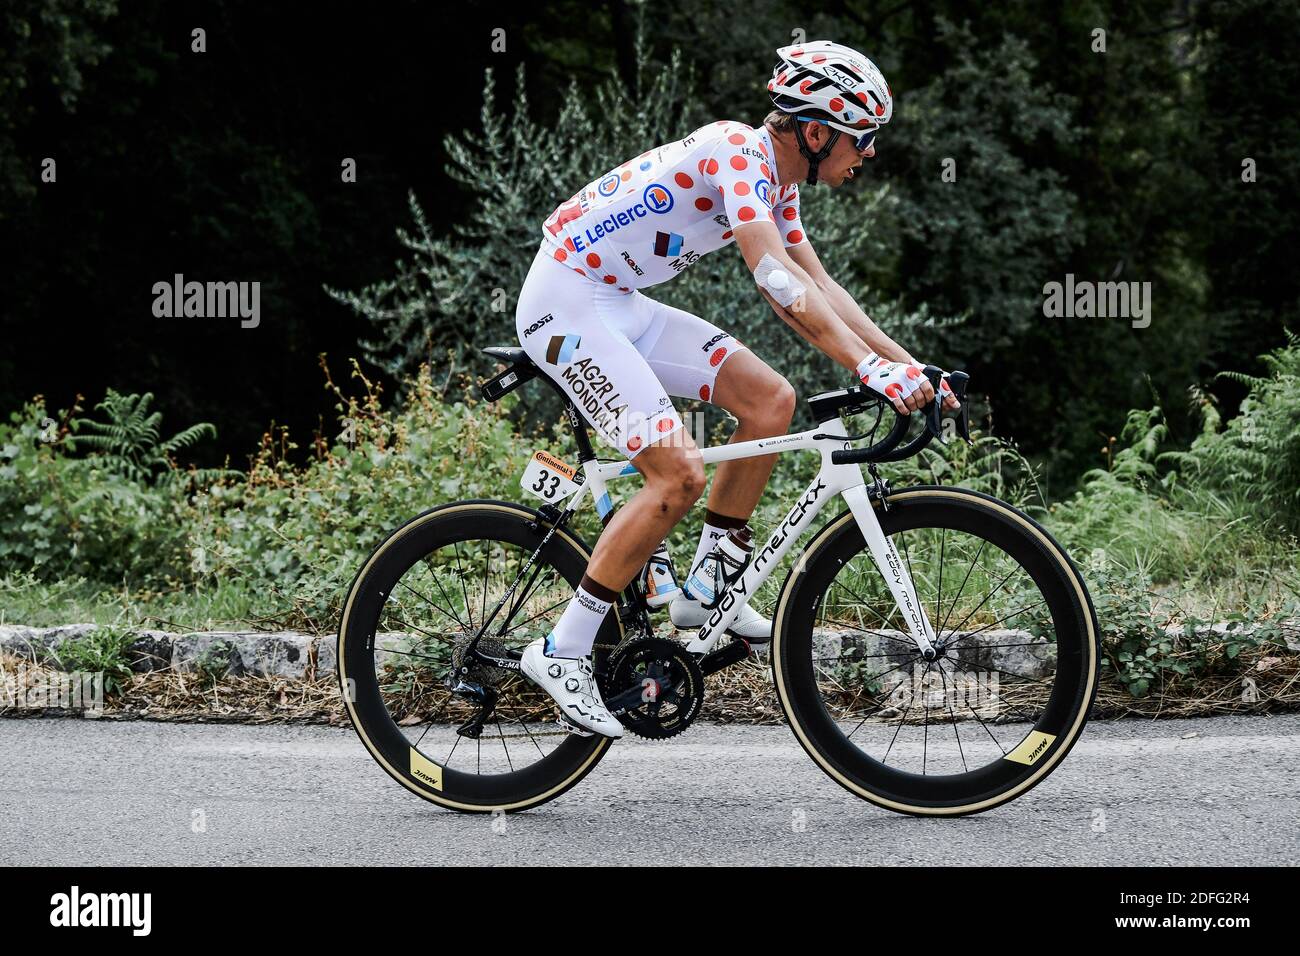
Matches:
[481,346,533,368]
[479,346,541,402]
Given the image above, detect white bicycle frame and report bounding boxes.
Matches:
[544,412,938,659]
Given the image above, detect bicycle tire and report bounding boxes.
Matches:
[772,486,1099,816]
[337,499,620,813]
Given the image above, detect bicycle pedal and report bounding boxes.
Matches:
[556,715,594,737]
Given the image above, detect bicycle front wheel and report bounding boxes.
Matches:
[772,486,1099,816]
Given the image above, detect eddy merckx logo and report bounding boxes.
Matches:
[1042,273,1151,329]
[152,274,260,328]
[50,886,152,936]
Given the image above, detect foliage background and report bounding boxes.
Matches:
[2,0,1297,482]
[2,1,1298,692]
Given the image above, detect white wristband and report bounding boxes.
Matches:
[856,352,884,381]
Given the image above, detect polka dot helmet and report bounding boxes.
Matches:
[767,40,892,137]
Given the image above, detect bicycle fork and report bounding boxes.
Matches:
[841,482,939,659]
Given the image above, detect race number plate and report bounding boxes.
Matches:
[520,450,580,503]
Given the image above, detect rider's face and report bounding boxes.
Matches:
[823,129,875,187]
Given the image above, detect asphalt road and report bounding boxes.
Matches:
[2,715,1297,865]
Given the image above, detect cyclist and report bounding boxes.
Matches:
[514,40,960,736]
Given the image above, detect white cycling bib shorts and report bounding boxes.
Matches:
[515,244,747,458]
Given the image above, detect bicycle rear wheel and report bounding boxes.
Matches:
[772,486,1099,816]
[337,500,619,812]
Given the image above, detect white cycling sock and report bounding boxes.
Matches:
[683,522,728,600]
[546,585,613,659]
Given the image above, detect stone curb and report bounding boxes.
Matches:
[0,625,336,680]
[0,621,1295,681]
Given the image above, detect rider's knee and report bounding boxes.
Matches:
[744,374,796,430]
[678,461,707,502]
[645,450,705,511]
[771,376,797,424]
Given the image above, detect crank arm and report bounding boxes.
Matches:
[698,637,752,676]
[604,673,681,714]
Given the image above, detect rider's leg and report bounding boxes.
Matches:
[547,435,705,658]
[703,349,798,520]
[583,436,706,594]
[629,301,794,638]
[515,249,703,662]
[680,351,796,592]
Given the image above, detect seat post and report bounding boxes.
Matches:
[565,402,599,464]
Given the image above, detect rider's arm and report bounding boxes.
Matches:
[732,222,930,415]
[786,240,914,365]
[788,240,959,412]
[732,223,868,371]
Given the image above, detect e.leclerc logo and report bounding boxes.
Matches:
[598,173,620,197]
[570,184,676,253]
[755,178,772,208]
[643,183,674,214]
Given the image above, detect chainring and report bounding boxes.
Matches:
[605,636,705,739]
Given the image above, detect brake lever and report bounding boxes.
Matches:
[921,365,945,442]
[945,370,972,444]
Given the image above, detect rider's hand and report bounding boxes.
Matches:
[857,353,962,416]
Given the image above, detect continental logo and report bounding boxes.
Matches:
[533,449,576,479]
[409,749,444,790]
[1004,730,1056,766]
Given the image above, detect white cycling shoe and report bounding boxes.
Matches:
[519,637,624,738]
[668,591,773,643]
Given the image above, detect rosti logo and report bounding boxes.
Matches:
[643,183,674,214]
[620,250,645,276]
[522,313,554,338]
[701,332,729,351]
[598,173,620,196]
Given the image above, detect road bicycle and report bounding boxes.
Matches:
[337,345,1100,816]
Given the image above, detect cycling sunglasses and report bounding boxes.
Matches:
[799,116,877,152]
